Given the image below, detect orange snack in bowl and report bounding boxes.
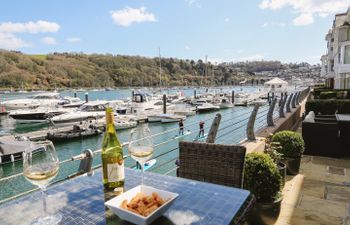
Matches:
[120,192,168,217]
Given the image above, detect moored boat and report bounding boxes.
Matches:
[47,122,103,142]
[148,113,186,123]
[2,92,65,110]
[161,114,186,123]
[196,103,220,113]
[51,100,109,123]
[0,139,50,164]
[9,107,70,123]
[115,120,137,130]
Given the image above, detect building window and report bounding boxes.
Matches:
[344,45,350,64]
[331,38,334,42]
[346,74,350,89]
[330,60,334,71]
[331,47,334,51]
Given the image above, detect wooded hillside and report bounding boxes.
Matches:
[0,50,315,90]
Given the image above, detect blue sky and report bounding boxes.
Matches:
[0,0,349,64]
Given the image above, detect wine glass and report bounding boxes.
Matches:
[23,141,62,225]
[128,124,154,185]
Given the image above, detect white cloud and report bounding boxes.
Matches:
[0,33,31,49]
[41,36,56,45]
[262,22,286,27]
[0,20,60,34]
[259,0,350,26]
[293,13,314,26]
[66,37,81,43]
[110,7,156,27]
[185,0,202,8]
[185,45,190,50]
[233,54,265,62]
[0,20,59,50]
[224,18,230,22]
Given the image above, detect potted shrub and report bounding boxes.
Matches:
[264,134,286,187]
[272,131,304,175]
[244,152,282,225]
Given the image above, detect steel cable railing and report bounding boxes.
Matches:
[0,89,310,203]
[0,108,247,181]
[0,104,274,203]
[0,105,270,182]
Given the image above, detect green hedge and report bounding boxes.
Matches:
[313,88,350,99]
[305,99,350,114]
[319,91,337,99]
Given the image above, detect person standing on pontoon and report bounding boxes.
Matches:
[199,121,205,137]
[178,119,184,135]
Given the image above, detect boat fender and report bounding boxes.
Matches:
[11,154,14,162]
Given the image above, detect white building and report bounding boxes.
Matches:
[321,7,350,89]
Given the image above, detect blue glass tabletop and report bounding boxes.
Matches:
[0,168,253,225]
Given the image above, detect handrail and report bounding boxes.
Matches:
[0,105,273,184]
[0,106,269,182]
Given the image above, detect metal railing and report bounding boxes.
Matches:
[0,88,311,203]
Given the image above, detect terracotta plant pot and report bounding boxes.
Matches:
[246,198,282,225]
[284,157,301,175]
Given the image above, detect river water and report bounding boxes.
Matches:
[0,86,276,202]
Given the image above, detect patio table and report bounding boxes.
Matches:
[0,168,254,225]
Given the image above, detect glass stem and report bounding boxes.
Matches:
[41,187,47,216]
[141,162,144,185]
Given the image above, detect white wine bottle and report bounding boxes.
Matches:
[101,107,124,192]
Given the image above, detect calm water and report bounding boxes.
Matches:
[0,86,275,202]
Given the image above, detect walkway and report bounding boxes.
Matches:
[276,155,350,225]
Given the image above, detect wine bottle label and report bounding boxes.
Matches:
[107,162,124,182]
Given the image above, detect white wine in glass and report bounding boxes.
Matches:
[23,141,62,225]
[128,124,154,185]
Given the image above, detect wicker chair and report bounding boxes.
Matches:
[302,121,342,158]
[178,141,246,188]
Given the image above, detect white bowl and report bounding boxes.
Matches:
[105,185,178,225]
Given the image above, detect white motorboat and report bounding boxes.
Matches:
[190,98,208,106]
[115,120,137,130]
[161,114,186,123]
[148,113,186,123]
[128,93,162,115]
[174,108,196,116]
[51,100,110,123]
[248,99,267,106]
[148,113,169,122]
[214,98,234,109]
[61,97,85,108]
[9,107,70,123]
[2,92,65,110]
[196,103,220,113]
[234,93,249,106]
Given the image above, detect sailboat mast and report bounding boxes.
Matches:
[205,55,208,88]
[159,47,162,89]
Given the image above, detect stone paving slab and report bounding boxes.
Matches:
[326,184,350,203]
[274,155,350,225]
